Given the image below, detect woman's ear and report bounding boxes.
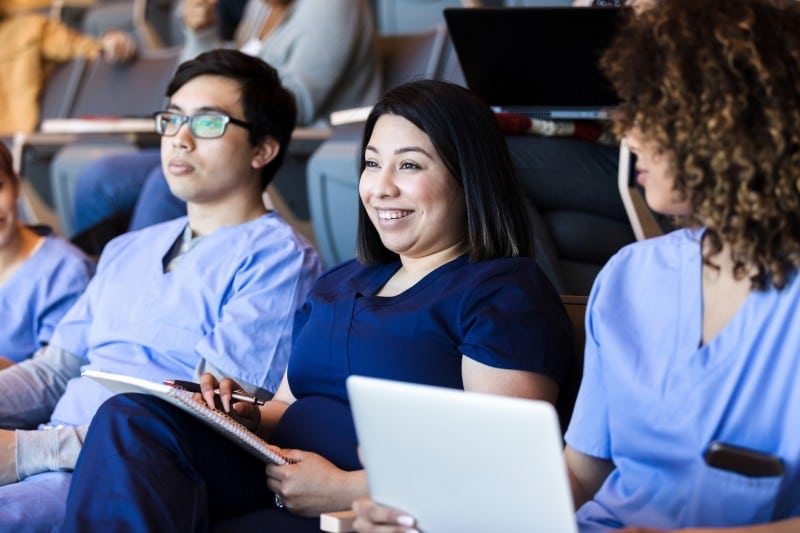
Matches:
[251,136,281,169]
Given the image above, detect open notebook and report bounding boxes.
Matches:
[83,369,289,465]
[347,376,578,533]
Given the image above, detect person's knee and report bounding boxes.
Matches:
[92,393,160,429]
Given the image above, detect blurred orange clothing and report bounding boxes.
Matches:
[0,13,101,135]
[1,0,54,12]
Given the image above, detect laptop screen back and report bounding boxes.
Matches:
[347,376,578,533]
[444,7,626,119]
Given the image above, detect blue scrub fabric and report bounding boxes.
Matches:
[0,472,71,530]
[0,235,94,362]
[62,255,573,531]
[0,213,320,531]
[565,228,800,531]
[48,213,321,427]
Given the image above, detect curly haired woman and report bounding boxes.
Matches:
[353,0,800,531]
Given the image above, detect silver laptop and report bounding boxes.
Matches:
[444,6,625,119]
[347,376,578,533]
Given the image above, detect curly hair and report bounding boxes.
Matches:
[601,0,800,289]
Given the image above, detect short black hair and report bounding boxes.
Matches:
[166,49,297,190]
[356,79,533,264]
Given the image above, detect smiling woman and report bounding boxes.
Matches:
[359,114,468,294]
[61,79,574,532]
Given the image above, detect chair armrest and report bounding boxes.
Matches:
[330,106,373,127]
[40,118,156,134]
[10,122,159,178]
[10,132,80,174]
[292,126,332,141]
[11,122,331,177]
[289,127,332,157]
[41,120,331,141]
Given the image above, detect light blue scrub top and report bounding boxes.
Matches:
[0,236,94,362]
[47,214,322,427]
[565,228,800,531]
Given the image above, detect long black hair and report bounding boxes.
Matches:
[356,79,533,264]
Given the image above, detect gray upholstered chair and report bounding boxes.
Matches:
[556,294,587,435]
[42,48,182,236]
[507,135,636,296]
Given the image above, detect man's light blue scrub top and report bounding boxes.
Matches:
[47,214,321,427]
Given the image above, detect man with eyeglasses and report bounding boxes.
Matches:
[0,49,322,530]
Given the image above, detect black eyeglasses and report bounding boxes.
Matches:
[153,111,252,139]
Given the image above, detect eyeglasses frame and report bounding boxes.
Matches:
[152,111,252,139]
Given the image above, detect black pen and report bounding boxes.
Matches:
[164,379,265,406]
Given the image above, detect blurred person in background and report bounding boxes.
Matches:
[71,0,379,241]
[0,143,93,370]
[0,0,135,136]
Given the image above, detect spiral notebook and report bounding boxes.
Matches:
[83,369,289,465]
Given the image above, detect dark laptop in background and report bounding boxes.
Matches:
[443,6,626,119]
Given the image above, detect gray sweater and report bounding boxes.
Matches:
[181,0,382,126]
